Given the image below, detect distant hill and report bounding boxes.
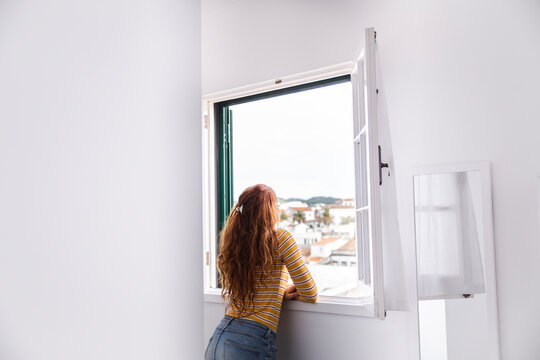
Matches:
[278,197,304,203]
[305,196,340,206]
[278,196,340,206]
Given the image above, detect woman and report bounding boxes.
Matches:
[205,184,318,360]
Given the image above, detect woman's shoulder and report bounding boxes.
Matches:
[275,228,293,244]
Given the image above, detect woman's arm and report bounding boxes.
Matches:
[277,229,318,303]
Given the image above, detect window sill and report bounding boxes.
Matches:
[204,289,377,317]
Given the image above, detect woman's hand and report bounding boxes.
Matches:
[284,284,299,300]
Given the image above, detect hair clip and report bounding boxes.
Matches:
[235,205,243,214]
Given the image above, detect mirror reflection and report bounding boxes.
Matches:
[414,170,492,360]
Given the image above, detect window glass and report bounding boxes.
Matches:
[230,81,370,297]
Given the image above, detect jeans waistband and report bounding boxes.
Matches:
[221,315,276,338]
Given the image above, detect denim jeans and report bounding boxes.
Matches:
[205,316,277,360]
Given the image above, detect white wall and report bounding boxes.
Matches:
[203,0,540,359]
[538,177,540,244]
[0,1,203,359]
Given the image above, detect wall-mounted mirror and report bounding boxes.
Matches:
[412,162,500,360]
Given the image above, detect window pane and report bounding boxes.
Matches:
[357,208,371,284]
[354,61,366,132]
[230,81,370,298]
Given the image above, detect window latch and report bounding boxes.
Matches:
[378,145,389,186]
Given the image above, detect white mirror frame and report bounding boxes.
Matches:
[409,161,500,360]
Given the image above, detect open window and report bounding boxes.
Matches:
[203,28,386,318]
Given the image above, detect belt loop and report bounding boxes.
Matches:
[224,315,235,327]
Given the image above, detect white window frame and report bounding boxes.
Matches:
[202,28,385,318]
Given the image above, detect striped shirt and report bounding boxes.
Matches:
[225,228,318,332]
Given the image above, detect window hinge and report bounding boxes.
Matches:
[205,251,209,266]
[203,115,209,129]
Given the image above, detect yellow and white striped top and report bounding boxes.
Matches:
[225,228,318,332]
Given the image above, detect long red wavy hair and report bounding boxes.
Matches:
[217,184,279,317]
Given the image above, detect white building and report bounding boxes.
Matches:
[327,204,355,225]
[286,223,322,248]
[329,238,357,267]
[329,223,356,238]
[286,206,315,222]
[311,204,324,218]
[310,237,348,259]
[337,198,355,207]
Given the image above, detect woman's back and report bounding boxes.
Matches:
[225,228,318,332]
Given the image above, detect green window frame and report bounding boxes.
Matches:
[214,75,351,233]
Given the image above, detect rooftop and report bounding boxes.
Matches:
[312,237,340,246]
[290,207,312,211]
[327,204,355,209]
[338,238,356,251]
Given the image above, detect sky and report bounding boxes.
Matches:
[231,81,356,200]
